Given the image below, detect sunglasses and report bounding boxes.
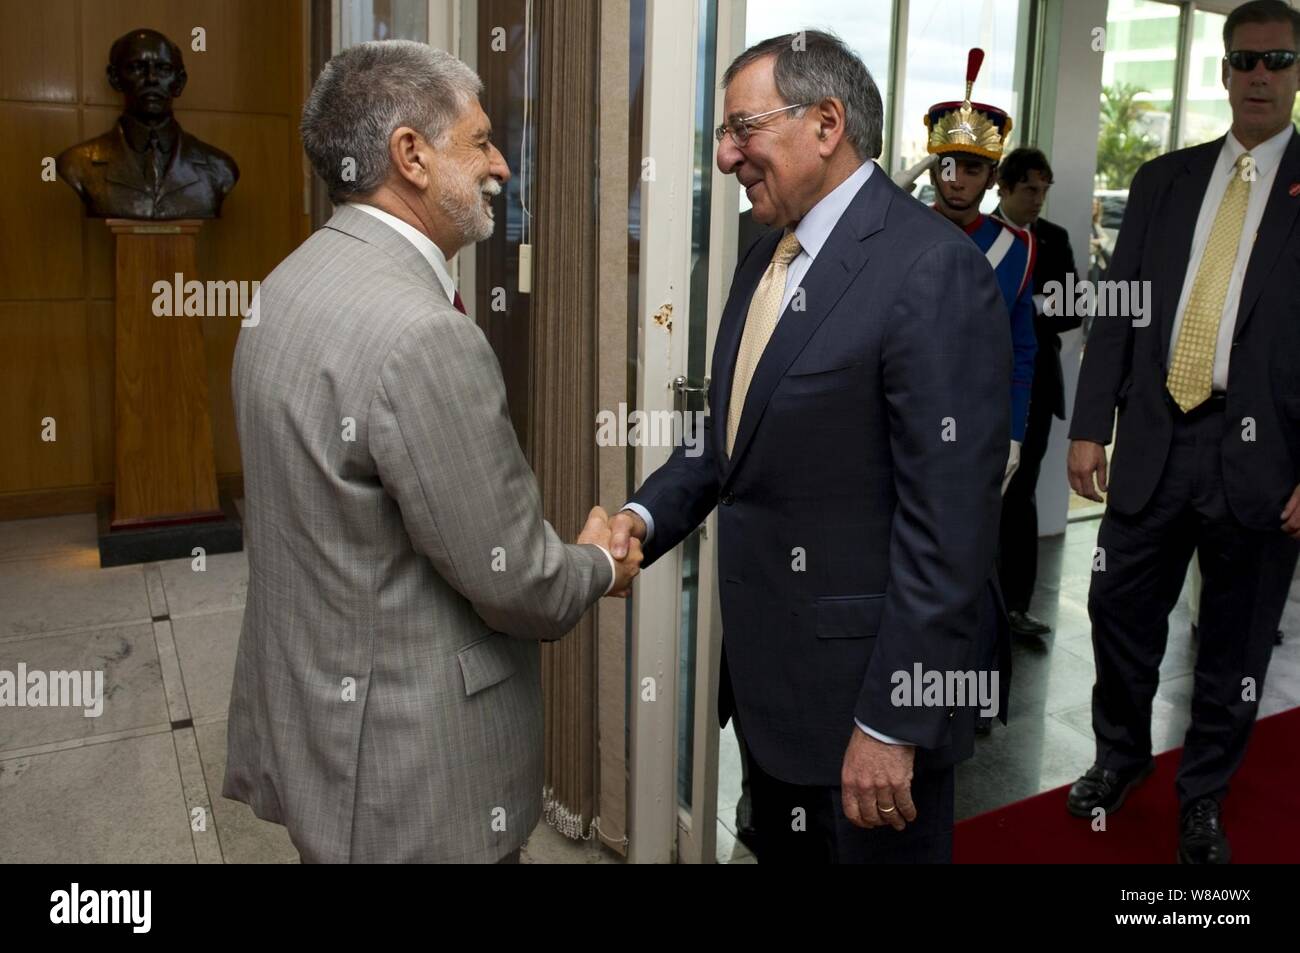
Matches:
[1226,49,1298,71]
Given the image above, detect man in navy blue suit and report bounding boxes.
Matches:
[609,31,1012,863]
[1067,0,1300,864]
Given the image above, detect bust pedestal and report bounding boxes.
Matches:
[98,218,241,567]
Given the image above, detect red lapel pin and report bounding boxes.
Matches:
[1290,182,1300,197]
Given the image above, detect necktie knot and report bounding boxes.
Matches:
[773,229,802,266]
[1234,152,1255,181]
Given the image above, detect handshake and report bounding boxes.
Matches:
[577,506,647,598]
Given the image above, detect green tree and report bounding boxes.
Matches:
[1293,94,1300,129]
[1096,83,1162,190]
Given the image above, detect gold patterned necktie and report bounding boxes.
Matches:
[727,229,802,455]
[1166,152,1253,412]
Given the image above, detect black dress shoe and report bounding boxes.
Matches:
[734,793,759,854]
[1008,609,1052,637]
[735,824,760,854]
[1178,797,1230,864]
[1066,760,1155,817]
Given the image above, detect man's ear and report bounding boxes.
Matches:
[815,97,846,154]
[389,126,429,190]
[106,64,122,93]
[1221,57,1230,91]
[173,67,188,99]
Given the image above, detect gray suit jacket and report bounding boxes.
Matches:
[223,204,612,863]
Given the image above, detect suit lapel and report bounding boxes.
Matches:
[103,125,150,193]
[1158,139,1222,360]
[1235,130,1300,340]
[720,169,891,483]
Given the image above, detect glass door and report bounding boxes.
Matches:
[627,0,735,864]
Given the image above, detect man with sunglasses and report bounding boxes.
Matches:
[1068,0,1300,864]
[609,31,1011,863]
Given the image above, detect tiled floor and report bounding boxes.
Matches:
[1,511,1296,864]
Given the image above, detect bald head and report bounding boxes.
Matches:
[108,29,187,121]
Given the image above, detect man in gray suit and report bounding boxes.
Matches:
[223,41,641,863]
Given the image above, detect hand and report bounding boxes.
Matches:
[609,509,647,560]
[840,727,917,831]
[1067,439,1108,503]
[1002,439,1022,496]
[577,506,643,598]
[1282,484,1300,540]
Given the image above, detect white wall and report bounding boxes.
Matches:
[1034,0,1109,536]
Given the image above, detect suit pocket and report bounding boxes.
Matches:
[457,635,517,696]
[815,593,885,639]
[778,361,862,398]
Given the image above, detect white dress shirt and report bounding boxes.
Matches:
[624,161,907,744]
[1166,124,1294,391]
[349,202,617,593]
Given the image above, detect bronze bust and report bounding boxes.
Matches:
[57,29,238,219]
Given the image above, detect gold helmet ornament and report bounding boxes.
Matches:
[924,48,1011,163]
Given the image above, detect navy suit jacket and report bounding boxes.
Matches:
[1070,131,1300,530]
[629,166,1013,786]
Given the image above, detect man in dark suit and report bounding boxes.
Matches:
[993,148,1083,637]
[609,31,1011,863]
[1067,0,1300,864]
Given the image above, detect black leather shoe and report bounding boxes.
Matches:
[1066,760,1155,817]
[1178,797,1230,864]
[1008,609,1052,637]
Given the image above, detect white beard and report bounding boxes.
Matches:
[439,167,499,245]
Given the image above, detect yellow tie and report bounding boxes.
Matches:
[727,229,802,455]
[1166,152,1253,412]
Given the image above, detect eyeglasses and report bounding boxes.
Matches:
[714,103,811,147]
[1226,49,1298,72]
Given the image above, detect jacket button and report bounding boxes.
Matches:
[720,492,735,505]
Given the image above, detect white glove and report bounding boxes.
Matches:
[890,154,938,194]
[1002,440,1022,496]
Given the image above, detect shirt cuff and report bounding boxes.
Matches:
[620,502,655,543]
[855,718,913,746]
[594,545,616,596]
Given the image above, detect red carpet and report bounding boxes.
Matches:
[954,707,1300,863]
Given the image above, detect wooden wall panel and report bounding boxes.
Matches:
[1,0,308,517]
[0,104,86,299]
[0,0,78,103]
[0,301,95,492]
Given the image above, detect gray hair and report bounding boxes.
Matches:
[722,30,883,161]
[301,40,482,203]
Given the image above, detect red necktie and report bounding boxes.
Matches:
[452,290,467,315]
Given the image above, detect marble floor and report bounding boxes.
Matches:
[1,510,1296,864]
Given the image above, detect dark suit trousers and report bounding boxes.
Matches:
[736,665,954,864]
[746,748,954,863]
[999,391,1056,612]
[1088,399,1299,806]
